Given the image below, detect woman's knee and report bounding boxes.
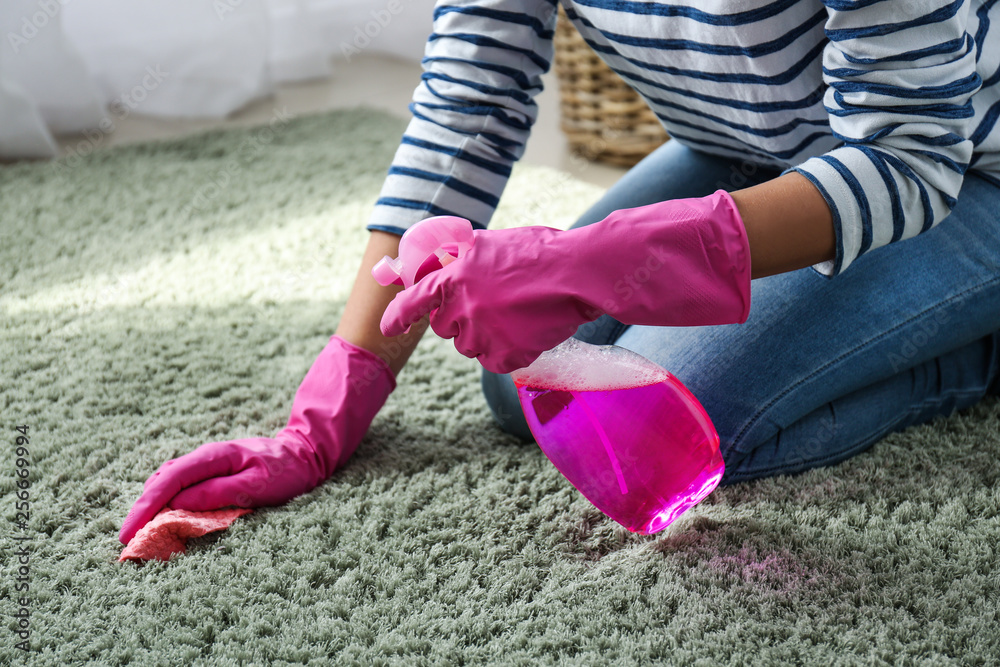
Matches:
[718,330,1000,485]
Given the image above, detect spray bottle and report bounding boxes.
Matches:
[373,216,724,534]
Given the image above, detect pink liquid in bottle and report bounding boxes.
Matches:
[372,216,724,535]
[511,339,724,534]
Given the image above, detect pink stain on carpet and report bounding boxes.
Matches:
[119,508,253,562]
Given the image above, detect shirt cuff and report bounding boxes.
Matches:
[788,156,857,278]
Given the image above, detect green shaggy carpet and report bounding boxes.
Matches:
[2,108,999,666]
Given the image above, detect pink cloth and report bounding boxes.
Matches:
[119,335,395,546]
[119,508,252,562]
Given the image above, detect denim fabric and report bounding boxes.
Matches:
[481,140,1000,485]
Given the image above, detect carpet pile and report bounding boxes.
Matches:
[1,108,998,665]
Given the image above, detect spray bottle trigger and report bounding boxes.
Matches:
[413,254,448,285]
[438,241,465,264]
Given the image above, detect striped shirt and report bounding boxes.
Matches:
[366,0,1000,276]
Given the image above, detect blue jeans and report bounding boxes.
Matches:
[482,140,1000,485]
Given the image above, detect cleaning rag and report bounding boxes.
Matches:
[119,508,252,562]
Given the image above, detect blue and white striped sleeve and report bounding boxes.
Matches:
[366,0,558,235]
[792,0,981,276]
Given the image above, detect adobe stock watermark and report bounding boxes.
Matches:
[58,271,140,338]
[255,257,330,308]
[782,414,839,471]
[339,0,417,62]
[7,0,74,55]
[715,156,765,193]
[245,241,340,327]
[214,0,246,20]
[570,244,671,341]
[179,106,293,217]
[58,65,170,169]
[887,291,972,373]
[515,118,638,228]
[513,170,579,228]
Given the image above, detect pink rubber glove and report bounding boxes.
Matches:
[119,335,395,545]
[380,190,751,374]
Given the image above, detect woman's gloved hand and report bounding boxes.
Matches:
[380,189,752,374]
[119,335,395,545]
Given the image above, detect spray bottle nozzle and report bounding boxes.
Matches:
[372,216,476,290]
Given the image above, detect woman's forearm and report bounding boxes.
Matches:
[335,231,428,377]
[342,170,835,374]
[729,171,836,280]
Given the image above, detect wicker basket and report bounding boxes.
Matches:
[553,6,669,167]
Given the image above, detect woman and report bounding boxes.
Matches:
[121,0,1000,544]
